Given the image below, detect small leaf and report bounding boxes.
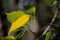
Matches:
[6,11,24,23]
[27,6,36,15]
[45,31,52,40]
[8,14,30,35]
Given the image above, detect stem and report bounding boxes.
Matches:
[16,30,27,39]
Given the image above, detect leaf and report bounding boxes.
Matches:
[27,6,36,15]
[45,31,52,40]
[4,36,16,40]
[8,14,30,35]
[6,11,24,23]
[50,0,58,7]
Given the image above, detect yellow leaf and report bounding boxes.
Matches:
[8,14,30,35]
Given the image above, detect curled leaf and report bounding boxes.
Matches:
[8,14,30,35]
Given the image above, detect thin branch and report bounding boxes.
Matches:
[36,7,58,40]
[42,7,58,35]
[27,28,37,36]
[24,24,37,36]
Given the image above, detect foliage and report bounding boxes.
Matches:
[3,0,58,39]
[45,31,52,40]
[6,11,24,23]
[3,36,16,40]
[44,0,58,7]
[27,6,36,16]
[8,14,30,35]
[4,6,35,39]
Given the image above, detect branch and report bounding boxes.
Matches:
[36,7,58,40]
[42,7,58,35]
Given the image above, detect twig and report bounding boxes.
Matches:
[42,7,58,35]
[24,24,37,36]
[27,28,37,35]
[36,7,58,40]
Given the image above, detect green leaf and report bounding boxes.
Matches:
[4,36,16,40]
[27,6,36,16]
[44,0,58,7]
[6,11,24,23]
[45,31,52,40]
[50,0,58,7]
